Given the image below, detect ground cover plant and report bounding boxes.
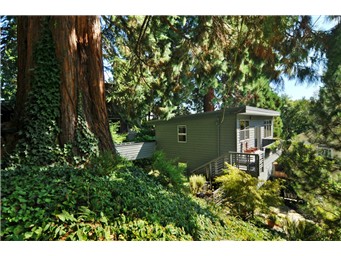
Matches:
[1,153,280,241]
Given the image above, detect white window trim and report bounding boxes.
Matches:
[264,120,272,138]
[239,120,250,141]
[177,125,187,143]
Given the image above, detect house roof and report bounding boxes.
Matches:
[238,106,280,117]
[148,106,280,125]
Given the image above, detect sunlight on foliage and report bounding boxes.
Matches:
[215,164,282,220]
[189,174,206,195]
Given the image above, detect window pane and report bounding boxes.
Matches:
[240,131,245,140]
[178,135,187,142]
[178,126,186,133]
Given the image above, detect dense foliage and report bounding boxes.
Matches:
[310,22,341,150]
[1,153,280,241]
[278,141,341,240]
[101,16,323,125]
[0,16,17,101]
[215,164,283,220]
[280,98,314,140]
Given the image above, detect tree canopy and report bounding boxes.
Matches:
[101,16,327,124]
[310,21,341,150]
[1,15,339,163]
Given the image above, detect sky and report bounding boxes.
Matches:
[274,78,321,100]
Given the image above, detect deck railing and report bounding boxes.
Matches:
[189,140,281,182]
[190,154,229,181]
[190,151,263,181]
[229,152,261,177]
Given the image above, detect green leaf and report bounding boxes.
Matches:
[24,232,33,239]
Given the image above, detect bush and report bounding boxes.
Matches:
[1,155,281,241]
[128,125,155,142]
[215,164,282,220]
[189,174,206,195]
[149,151,188,191]
[282,217,324,241]
[109,121,127,144]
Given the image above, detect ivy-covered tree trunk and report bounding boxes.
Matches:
[51,16,115,153]
[14,16,115,165]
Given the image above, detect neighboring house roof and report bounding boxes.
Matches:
[148,105,280,124]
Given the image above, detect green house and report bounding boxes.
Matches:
[149,106,282,181]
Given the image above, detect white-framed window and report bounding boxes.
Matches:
[177,125,187,143]
[239,120,250,141]
[264,120,272,138]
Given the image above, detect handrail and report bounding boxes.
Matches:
[229,151,260,177]
[190,154,229,176]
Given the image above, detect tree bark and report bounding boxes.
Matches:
[16,17,43,129]
[16,16,115,154]
[203,87,215,112]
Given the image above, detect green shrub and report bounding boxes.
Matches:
[282,217,324,241]
[1,155,281,241]
[112,214,192,241]
[215,164,282,220]
[109,121,127,144]
[149,151,187,191]
[189,174,206,195]
[128,125,155,142]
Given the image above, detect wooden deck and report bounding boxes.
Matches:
[229,152,262,178]
[190,143,282,183]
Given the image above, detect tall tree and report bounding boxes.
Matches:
[310,20,341,150]
[280,97,314,140]
[102,16,323,124]
[0,16,17,101]
[7,16,114,165]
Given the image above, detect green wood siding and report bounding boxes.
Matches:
[152,107,279,172]
[155,115,218,170]
[219,113,237,156]
[155,112,237,171]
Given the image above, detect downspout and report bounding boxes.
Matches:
[216,117,220,157]
[216,107,227,157]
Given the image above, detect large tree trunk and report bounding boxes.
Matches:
[16,17,41,130]
[16,16,115,156]
[203,87,215,112]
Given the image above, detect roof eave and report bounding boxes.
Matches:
[238,106,280,116]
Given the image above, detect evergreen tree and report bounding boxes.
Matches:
[311,21,341,150]
[0,16,17,101]
[101,16,322,124]
[280,97,315,140]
